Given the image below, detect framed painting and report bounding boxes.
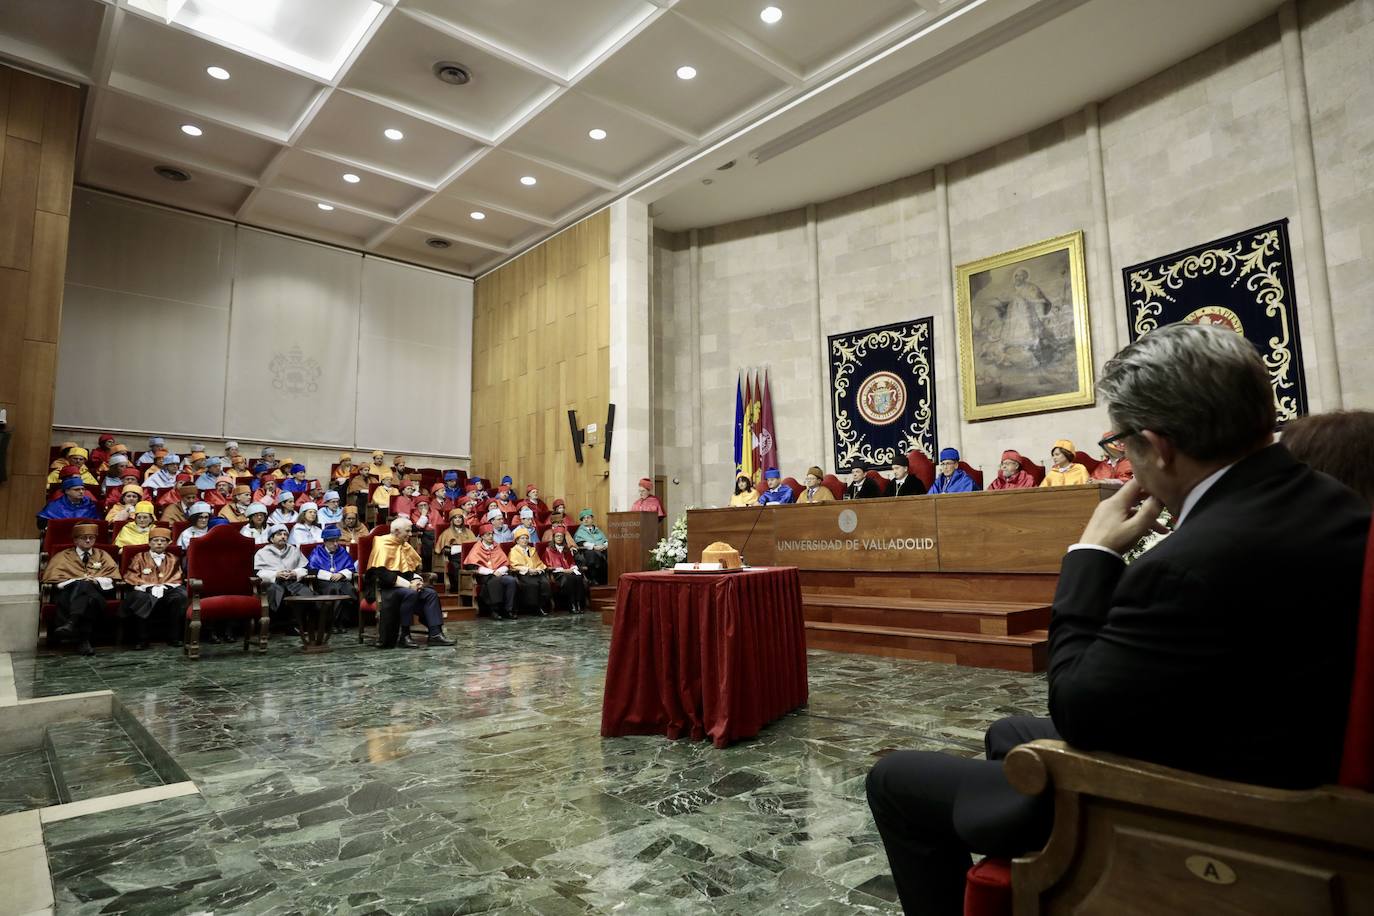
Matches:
[955,230,1094,421]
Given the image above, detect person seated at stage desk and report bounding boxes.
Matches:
[930,448,977,494]
[797,466,835,503]
[730,475,760,507]
[889,460,926,496]
[1091,430,1134,482]
[632,478,667,517]
[843,467,880,500]
[988,450,1037,490]
[1040,439,1091,487]
[757,468,794,505]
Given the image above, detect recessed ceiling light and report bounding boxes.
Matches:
[519,175,537,186]
[153,165,191,182]
[588,128,607,140]
[342,173,360,184]
[180,124,203,137]
[760,6,782,24]
[206,66,230,80]
[469,211,486,220]
[676,65,697,80]
[426,237,451,249]
[384,128,404,141]
[432,61,471,86]
[317,203,334,211]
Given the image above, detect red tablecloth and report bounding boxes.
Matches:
[600,566,808,748]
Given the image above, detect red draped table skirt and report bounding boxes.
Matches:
[600,567,808,748]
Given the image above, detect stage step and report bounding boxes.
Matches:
[803,595,1048,636]
[804,621,1048,673]
[43,718,165,804]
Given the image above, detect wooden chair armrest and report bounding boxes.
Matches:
[1006,739,1374,848]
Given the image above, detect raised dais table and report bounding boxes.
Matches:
[600,567,808,748]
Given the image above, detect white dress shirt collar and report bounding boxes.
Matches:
[1174,461,1239,528]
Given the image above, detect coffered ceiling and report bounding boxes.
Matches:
[0,0,960,275]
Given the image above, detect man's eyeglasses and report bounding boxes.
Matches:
[1098,430,1134,453]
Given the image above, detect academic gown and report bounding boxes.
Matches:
[121,550,187,642]
[844,478,880,500]
[1091,457,1134,482]
[507,543,552,613]
[757,485,794,506]
[38,495,99,524]
[631,494,666,518]
[464,540,516,616]
[798,486,835,504]
[544,542,587,611]
[41,546,117,641]
[573,524,609,585]
[280,478,310,496]
[1039,463,1091,487]
[253,543,311,617]
[220,502,251,522]
[930,470,977,494]
[307,543,358,625]
[366,534,443,640]
[988,470,1037,490]
[890,475,927,497]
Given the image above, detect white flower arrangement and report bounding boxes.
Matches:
[649,512,690,570]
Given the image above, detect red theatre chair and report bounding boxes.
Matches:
[958,461,984,490]
[1074,451,1102,475]
[780,477,803,500]
[963,518,1374,916]
[352,535,379,643]
[865,469,890,496]
[184,525,269,659]
[1020,457,1046,486]
[41,518,108,562]
[821,474,846,501]
[907,450,936,492]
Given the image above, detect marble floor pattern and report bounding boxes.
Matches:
[11,617,1049,915]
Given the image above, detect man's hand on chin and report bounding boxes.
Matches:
[1078,478,1167,555]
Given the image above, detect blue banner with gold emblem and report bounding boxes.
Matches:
[827,318,937,471]
[1123,219,1308,421]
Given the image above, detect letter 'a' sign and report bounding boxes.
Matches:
[1185,855,1237,885]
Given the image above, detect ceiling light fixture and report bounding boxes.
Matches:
[384,128,404,141]
[760,6,782,24]
[153,165,191,182]
[520,176,537,186]
[588,128,607,140]
[342,173,360,184]
[317,203,334,211]
[676,65,697,80]
[206,66,230,80]
[180,124,203,137]
[426,237,451,249]
[470,211,486,220]
[432,61,471,85]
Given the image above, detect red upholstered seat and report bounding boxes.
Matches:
[821,474,846,500]
[781,477,803,498]
[958,461,984,490]
[907,450,936,491]
[865,469,890,495]
[184,524,269,659]
[1339,515,1374,790]
[41,518,107,559]
[1020,457,1046,486]
[963,858,1012,916]
[352,537,378,643]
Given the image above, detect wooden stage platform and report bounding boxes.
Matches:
[676,484,1113,672]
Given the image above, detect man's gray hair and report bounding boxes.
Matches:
[389,516,412,535]
[1099,323,1275,461]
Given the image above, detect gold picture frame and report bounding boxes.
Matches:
[955,230,1094,421]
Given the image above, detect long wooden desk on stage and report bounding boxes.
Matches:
[683,484,1114,672]
[607,511,660,585]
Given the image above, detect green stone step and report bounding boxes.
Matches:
[44,718,165,804]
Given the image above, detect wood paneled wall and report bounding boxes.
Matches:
[471,210,610,522]
[0,66,80,539]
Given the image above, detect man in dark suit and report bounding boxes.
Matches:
[867,323,1370,915]
[889,460,926,496]
[843,467,881,499]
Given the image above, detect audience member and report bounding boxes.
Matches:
[1091,430,1134,482]
[466,524,516,620]
[889,460,926,496]
[508,526,552,616]
[241,502,271,544]
[542,502,569,540]
[106,484,145,522]
[1281,410,1374,505]
[268,492,298,526]
[255,525,311,628]
[194,457,226,490]
[38,477,99,524]
[372,473,400,514]
[145,455,181,489]
[843,467,880,500]
[319,491,344,525]
[1039,440,1090,487]
[101,454,132,489]
[290,502,322,545]
[121,526,186,649]
[490,510,515,545]
[41,522,114,655]
[280,464,310,496]
[252,470,280,505]
[545,526,587,614]
[731,475,760,507]
[757,468,794,505]
[308,525,358,632]
[176,503,213,551]
[220,485,254,522]
[435,509,476,591]
[797,466,835,503]
[368,517,453,647]
[114,502,156,548]
[574,510,608,584]
[929,449,977,494]
[135,436,165,465]
[632,478,667,517]
[866,323,1371,916]
[89,434,117,468]
[987,450,1037,490]
[160,484,199,523]
[366,450,387,477]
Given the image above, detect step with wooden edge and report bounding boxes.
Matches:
[804,621,1048,673]
[803,594,1048,636]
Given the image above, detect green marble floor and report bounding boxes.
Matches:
[14,617,1048,915]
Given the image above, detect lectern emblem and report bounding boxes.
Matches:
[837,509,858,534]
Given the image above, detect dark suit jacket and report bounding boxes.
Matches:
[891,475,926,497]
[1048,444,1369,789]
[844,478,880,500]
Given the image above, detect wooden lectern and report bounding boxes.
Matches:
[607,511,660,584]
